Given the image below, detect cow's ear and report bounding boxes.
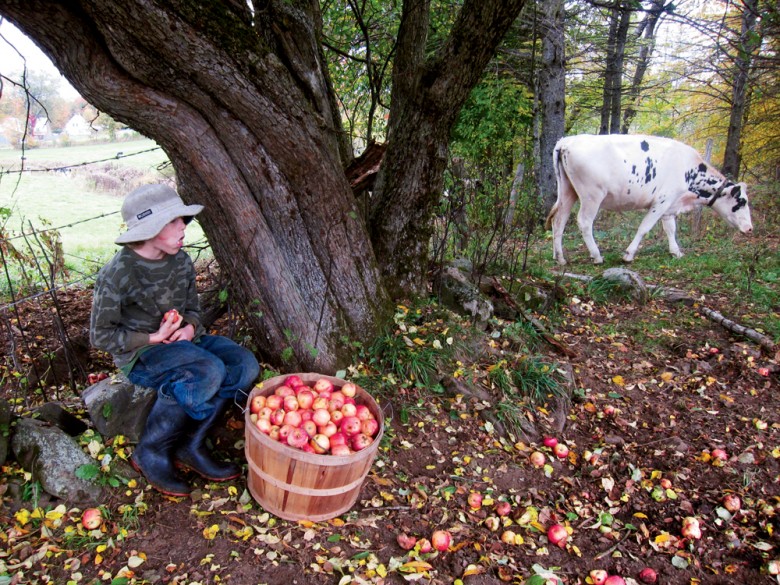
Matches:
[737,182,748,196]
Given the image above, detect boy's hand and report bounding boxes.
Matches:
[152,309,184,344]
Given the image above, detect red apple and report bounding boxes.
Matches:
[355,404,372,421]
[265,394,283,410]
[543,436,558,448]
[351,433,373,451]
[302,420,317,438]
[360,418,379,437]
[431,530,451,552]
[467,492,483,509]
[530,451,546,467]
[312,396,329,411]
[329,432,347,447]
[257,406,273,420]
[722,494,741,513]
[314,378,334,394]
[284,375,305,389]
[417,538,432,553]
[283,395,299,412]
[287,427,309,449]
[319,421,338,437]
[301,443,315,453]
[299,409,313,422]
[604,577,626,585]
[249,394,266,414]
[163,308,180,323]
[397,533,417,550]
[341,382,358,398]
[495,501,512,517]
[681,516,702,540]
[255,418,272,434]
[274,384,295,397]
[270,408,286,426]
[81,508,102,530]
[338,401,355,417]
[330,444,352,457]
[329,410,344,426]
[283,410,302,428]
[268,426,281,441]
[312,408,331,426]
[553,443,569,459]
[296,389,314,410]
[341,416,362,437]
[278,424,294,442]
[589,570,608,585]
[547,523,568,548]
[637,567,657,584]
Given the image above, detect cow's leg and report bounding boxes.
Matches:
[576,204,603,264]
[623,207,664,262]
[550,178,578,266]
[661,216,684,258]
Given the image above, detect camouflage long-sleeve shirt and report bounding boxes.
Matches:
[90,246,205,372]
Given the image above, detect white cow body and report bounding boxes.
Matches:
[546,134,753,265]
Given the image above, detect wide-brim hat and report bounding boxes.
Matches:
[115,184,203,244]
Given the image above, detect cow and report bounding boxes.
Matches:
[546,134,753,265]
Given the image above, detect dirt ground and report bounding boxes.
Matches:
[1,263,778,585]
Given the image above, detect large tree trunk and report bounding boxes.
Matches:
[1,0,390,372]
[722,0,760,179]
[368,0,527,298]
[599,0,631,135]
[621,0,668,133]
[537,0,566,213]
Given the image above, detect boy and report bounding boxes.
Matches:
[90,183,260,496]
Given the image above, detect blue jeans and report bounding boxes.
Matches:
[127,335,260,420]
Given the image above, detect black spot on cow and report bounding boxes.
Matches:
[698,163,707,173]
[631,165,637,175]
[644,157,655,184]
[640,140,649,152]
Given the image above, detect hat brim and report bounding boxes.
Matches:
[115,203,204,244]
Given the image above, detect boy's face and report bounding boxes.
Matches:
[135,217,187,260]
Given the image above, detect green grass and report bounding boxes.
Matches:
[0,139,206,289]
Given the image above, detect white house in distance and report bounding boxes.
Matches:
[63,113,97,140]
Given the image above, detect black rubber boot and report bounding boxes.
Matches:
[174,397,241,481]
[131,399,191,496]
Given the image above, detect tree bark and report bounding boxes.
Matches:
[621,0,668,133]
[368,0,527,298]
[537,0,566,213]
[0,0,390,372]
[722,0,760,179]
[599,0,631,135]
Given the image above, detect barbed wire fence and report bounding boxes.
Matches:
[0,144,214,408]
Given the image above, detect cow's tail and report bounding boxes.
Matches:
[545,142,566,230]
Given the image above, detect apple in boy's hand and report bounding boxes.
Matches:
[163,309,180,323]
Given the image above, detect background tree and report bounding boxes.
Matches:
[0,0,526,373]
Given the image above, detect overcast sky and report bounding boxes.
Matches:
[0,19,79,99]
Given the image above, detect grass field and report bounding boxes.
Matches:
[0,139,204,279]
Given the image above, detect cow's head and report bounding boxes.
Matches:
[710,181,753,234]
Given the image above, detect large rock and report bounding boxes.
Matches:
[11,418,103,504]
[602,267,649,303]
[82,374,156,443]
[432,264,494,327]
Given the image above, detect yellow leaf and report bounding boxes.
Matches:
[298,520,315,528]
[399,561,433,573]
[654,532,671,544]
[660,372,674,382]
[612,375,625,386]
[380,491,395,502]
[633,512,648,519]
[377,564,387,578]
[203,524,220,540]
[463,564,483,577]
[413,338,425,346]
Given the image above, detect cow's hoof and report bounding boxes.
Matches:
[593,258,604,265]
[622,254,634,263]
